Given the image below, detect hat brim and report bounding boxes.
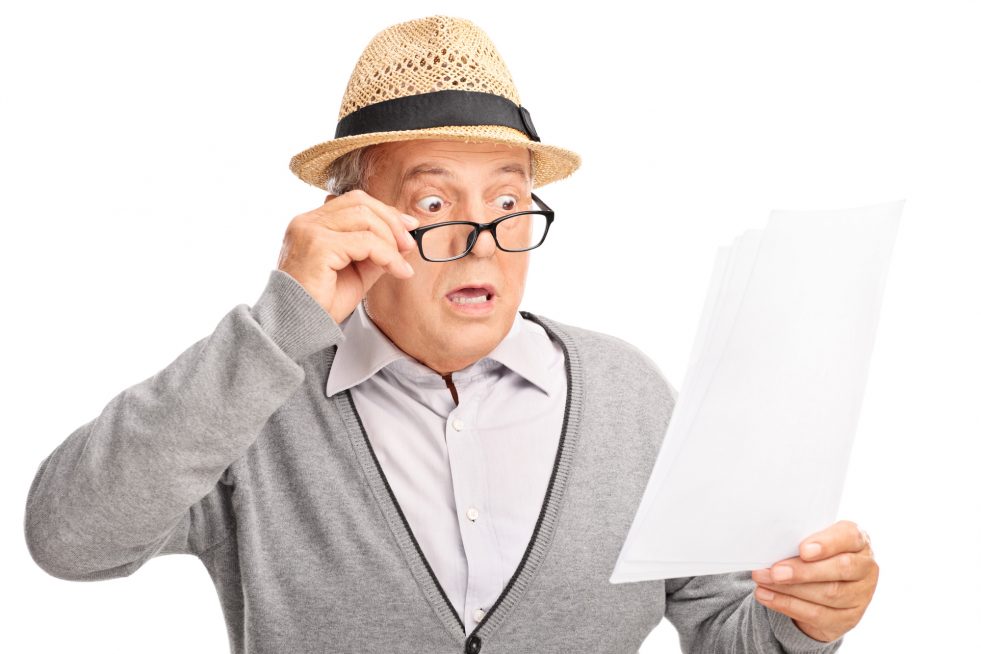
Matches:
[288,125,581,191]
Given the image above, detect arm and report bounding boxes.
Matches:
[665,570,844,653]
[24,269,344,580]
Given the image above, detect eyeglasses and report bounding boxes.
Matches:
[406,192,555,262]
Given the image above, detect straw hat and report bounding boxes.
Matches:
[288,15,581,190]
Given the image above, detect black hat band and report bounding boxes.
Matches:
[334,90,541,142]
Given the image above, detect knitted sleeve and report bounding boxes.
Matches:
[24,269,344,581]
[663,560,845,652]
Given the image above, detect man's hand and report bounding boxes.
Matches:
[751,520,878,643]
[277,189,420,325]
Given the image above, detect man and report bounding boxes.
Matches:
[24,15,877,654]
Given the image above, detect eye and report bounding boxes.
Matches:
[416,195,445,213]
[495,194,518,212]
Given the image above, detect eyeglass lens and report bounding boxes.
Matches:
[419,213,549,261]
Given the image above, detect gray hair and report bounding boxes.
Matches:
[323,145,384,195]
[323,143,537,196]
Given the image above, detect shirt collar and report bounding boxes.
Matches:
[325,301,553,398]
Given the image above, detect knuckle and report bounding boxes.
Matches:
[291,207,315,223]
[823,580,842,603]
[285,221,313,245]
[326,253,343,269]
[802,601,823,624]
[324,248,346,269]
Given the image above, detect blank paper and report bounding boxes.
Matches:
[610,200,903,583]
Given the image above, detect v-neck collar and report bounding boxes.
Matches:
[323,310,584,647]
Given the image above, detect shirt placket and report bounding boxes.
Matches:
[443,374,506,635]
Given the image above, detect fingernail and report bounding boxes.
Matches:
[756,587,775,601]
[403,260,414,275]
[754,569,773,584]
[400,213,419,227]
[772,565,793,581]
[802,543,822,559]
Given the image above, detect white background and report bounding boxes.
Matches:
[2,1,978,651]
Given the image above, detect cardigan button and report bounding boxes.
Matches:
[465,634,482,653]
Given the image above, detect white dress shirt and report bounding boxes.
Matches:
[326,300,567,634]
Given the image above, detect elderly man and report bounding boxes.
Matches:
[24,15,877,654]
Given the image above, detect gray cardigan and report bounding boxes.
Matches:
[24,269,844,654]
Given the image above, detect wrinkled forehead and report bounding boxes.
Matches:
[379,140,532,177]
[370,140,533,199]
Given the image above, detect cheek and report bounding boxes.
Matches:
[397,267,442,305]
[502,257,530,292]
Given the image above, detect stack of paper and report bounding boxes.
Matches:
[610,200,904,583]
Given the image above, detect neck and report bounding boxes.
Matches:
[362,300,490,376]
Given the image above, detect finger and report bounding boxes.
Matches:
[798,520,868,561]
[752,550,874,585]
[755,579,867,610]
[326,189,419,247]
[314,190,416,250]
[324,230,414,278]
[313,201,417,252]
[754,585,854,628]
[860,529,875,560]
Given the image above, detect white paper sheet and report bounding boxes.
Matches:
[610,200,904,583]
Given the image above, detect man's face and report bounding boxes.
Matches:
[359,139,535,374]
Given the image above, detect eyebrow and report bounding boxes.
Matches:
[401,162,529,184]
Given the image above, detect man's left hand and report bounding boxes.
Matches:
[751,520,879,643]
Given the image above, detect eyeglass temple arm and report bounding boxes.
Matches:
[530,192,552,213]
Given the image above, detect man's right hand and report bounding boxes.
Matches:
[277,189,420,325]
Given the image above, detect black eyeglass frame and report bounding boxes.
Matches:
[406,192,555,263]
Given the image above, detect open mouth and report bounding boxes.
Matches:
[445,285,496,310]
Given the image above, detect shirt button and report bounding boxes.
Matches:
[473,608,486,622]
[452,418,465,431]
[466,507,479,521]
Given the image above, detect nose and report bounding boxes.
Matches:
[452,195,499,259]
[469,227,498,258]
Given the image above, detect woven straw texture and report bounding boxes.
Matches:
[289,15,581,190]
